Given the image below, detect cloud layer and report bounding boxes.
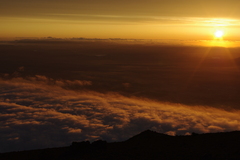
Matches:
[1,75,240,152]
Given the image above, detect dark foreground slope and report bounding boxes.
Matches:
[1,130,240,160]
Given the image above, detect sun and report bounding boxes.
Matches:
[214,30,224,38]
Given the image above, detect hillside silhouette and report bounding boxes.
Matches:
[1,130,240,160]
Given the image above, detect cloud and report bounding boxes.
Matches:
[1,76,240,152]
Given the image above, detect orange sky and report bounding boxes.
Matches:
[1,0,240,41]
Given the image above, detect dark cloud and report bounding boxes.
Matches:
[1,76,240,152]
[1,0,240,19]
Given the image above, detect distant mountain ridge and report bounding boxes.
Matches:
[1,130,240,160]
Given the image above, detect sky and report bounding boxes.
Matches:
[1,0,240,40]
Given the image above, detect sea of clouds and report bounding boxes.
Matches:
[1,75,240,152]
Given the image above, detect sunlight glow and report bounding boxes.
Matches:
[214,30,224,38]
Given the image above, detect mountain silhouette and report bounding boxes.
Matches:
[1,130,240,160]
